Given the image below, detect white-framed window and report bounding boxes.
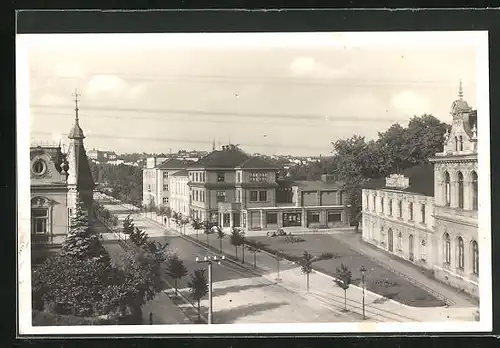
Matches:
[408,202,413,221]
[163,197,168,204]
[458,171,464,209]
[217,172,225,182]
[421,204,426,223]
[420,239,427,262]
[216,191,226,203]
[32,208,48,234]
[444,232,451,264]
[163,184,168,191]
[444,171,451,206]
[397,232,403,250]
[472,240,479,275]
[398,200,403,218]
[457,236,465,269]
[472,171,478,210]
[250,190,258,202]
[381,197,384,214]
[389,199,393,216]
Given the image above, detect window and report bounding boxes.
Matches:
[216,191,226,203]
[328,212,342,222]
[457,237,465,269]
[32,159,46,175]
[458,171,464,208]
[250,191,258,202]
[444,233,451,264]
[472,171,478,210]
[236,190,240,202]
[201,191,205,203]
[267,213,278,224]
[259,190,268,202]
[163,172,168,179]
[163,184,168,191]
[408,202,414,220]
[372,195,376,212]
[444,171,451,206]
[420,240,427,261]
[217,172,225,182]
[250,172,258,182]
[421,204,426,223]
[237,172,241,183]
[258,172,267,182]
[389,199,393,216]
[308,212,320,223]
[32,208,48,234]
[163,198,168,204]
[365,194,369,210]
[195,173,199,182]
[459,135,463,151]
[195,190,199,201]
[397,232,403,250]
[455,136,458,151]
[472,240,479,275]
[398,200,403,218]
[381,197,384,214]
[409,234,414,261]
[148,185,151,191]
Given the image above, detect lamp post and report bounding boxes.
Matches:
[360,265,366,320]
[275,249,283,281]
[196,255,225,324]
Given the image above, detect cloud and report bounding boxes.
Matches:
[53,62,85,78]
[85,75,127,99]
[289,56,347,78]
[390,90,430,117]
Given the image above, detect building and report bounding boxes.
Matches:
[142,157,192,209]
[169,170,190,216]
[173,144,349,232]
[361,83,479,298]
[361,166,435,269]
[30,97,94,263]
[87,149,117,162]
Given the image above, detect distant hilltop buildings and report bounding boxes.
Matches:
[87,149,117,162]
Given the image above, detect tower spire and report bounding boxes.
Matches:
[72,88,81,121]
[458,79,463,100]
[212,138,215,151]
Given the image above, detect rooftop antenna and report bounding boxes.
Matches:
[218,137,221,150]
[458,79,464,100]
[212,138,215,151]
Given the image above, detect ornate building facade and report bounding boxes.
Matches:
[30,93,94,263]
[362,83,479,298]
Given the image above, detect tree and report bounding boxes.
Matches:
[191,219,203,240]
[246,241,264,269]
[334,263,352,311]
[187,269,208,323]
[202,220,213,245]
[229,228,243,260]
[165,253,187,298]
[300,251,314,292]
[129,226,149,248]
[61,199,102,260]
[164,206,172,227]
[215,226,225,253]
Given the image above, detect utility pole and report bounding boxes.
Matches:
[196,255,225,324]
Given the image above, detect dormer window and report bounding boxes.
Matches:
[32,159,46,175]
[217,172,225,182]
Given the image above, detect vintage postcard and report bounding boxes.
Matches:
[17,31,491,335]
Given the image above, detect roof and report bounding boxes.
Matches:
[157,158,192,169]
[237,156,280,170]
[68,119,85,139]
[188,147,250,169]
[363,164,434,197]
[172,169,188,177]
[292,180,342,191]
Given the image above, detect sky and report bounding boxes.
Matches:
[21,32,483,156]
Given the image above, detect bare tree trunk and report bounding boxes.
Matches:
[197,300,201,322]
[344,290,347,311]
[254,253,256,268]
[235,246,238,260]
[206,233,209,245]
[307,273,309,292]
[219,238,222,253]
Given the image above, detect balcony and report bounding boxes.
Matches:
[218,202,242,212]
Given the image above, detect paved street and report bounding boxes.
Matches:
[95,193,478,323]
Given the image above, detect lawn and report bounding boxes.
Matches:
[246,234,445,307]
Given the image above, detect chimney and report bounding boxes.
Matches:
[385,174,410,189]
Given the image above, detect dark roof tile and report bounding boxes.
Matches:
[158,158,192,169]
[188,147,250,169]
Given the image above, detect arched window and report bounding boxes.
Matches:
[472,171,478,210]
[408,202,414,220]
[381,197,384,214]
[409,234,414,261]
[444,233,451,264]
[455,136,458,151]
[420,239,427,261]
[389,199,393,216]
[421,204,426,223]
[398,200,403,218]
[459,135,463,151]
[457,237,465,269]
[397,232,403,250]
[444,171,451,206]
[458,172,464,208]
[472,240,479,275]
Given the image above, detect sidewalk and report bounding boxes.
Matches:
[329,231,478,308]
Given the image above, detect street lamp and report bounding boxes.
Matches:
[360,265,366,320]
[275,249,283,282]
[196,255,225,324]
